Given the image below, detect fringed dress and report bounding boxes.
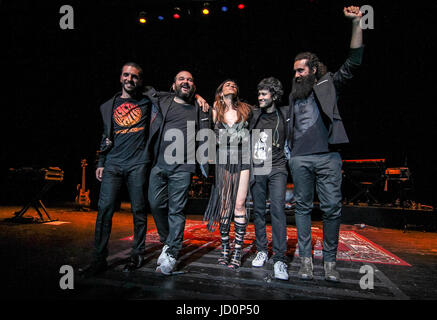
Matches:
[203,120,250,233]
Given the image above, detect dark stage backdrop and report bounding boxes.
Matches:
[1,0,436,206]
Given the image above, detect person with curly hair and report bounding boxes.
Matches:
[248,77,289,280]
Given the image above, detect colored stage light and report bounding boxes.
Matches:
[202,3,210,15]
[173,7,182,19]
[221,6,228,12]
[158,16,164,21]
[138,11,147,24]
[238,3,245,10]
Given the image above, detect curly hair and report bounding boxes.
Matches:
[294,52,327,80]
[214,79,251,123]
[257,77,284,102]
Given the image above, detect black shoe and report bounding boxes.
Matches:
[218,244,230,266]
[80,260,108,278]
[228,248,242,270]
[123,255,144,273]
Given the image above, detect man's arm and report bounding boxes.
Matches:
[195,94,210,112]
[155,90,210,112]
[332,6,364,90]
[96,104,109,182]
[344,6,363,49]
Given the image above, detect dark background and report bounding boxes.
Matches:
[1,0,436,207]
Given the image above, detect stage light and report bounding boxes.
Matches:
[221,6,228,12]
[202,3,210,15]
[138,11,147,24]
[158,15,164,21]
[238,3,245,10]
[173,7,182,19]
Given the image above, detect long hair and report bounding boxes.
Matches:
[214,79,251,123]
[294,52,327,80]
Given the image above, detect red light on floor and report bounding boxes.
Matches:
[238,4,245,9]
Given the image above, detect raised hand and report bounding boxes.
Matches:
[343,6,363,23]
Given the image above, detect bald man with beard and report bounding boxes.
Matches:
[148,71,212,275]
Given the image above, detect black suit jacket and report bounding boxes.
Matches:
[287,47,364,151]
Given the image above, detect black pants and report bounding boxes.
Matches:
[250,167,288,263]
[148,165,192,258]
[288,152,342,262]
[94,163,148,262]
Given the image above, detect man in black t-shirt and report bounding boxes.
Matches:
[249,77,289,281]
[81,62,152,277]
[148,70,211,275]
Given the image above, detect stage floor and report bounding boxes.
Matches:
[0,204,436,304]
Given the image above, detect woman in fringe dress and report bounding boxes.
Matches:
[203,79,253,269]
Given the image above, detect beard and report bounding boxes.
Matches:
[175,83,195,102]
[291,73,316,100]
[122,81,139,95]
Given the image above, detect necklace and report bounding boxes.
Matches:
[273,109,280,148]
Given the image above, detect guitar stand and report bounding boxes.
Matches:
[7,182,58,224]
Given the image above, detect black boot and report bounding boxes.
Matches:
[123,254,144,272]
[228,220,247,270]
[218,231,230,265]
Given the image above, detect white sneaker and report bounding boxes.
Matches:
[274,261,289,281]
[157,244,169,266]
[251,251,268,267]
[157,254,177,275]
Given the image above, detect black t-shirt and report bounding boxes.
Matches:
[253,109,287,169]
[105,96,150,167]
[157,100,197,173]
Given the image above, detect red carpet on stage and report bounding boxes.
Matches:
[121,219,411,267]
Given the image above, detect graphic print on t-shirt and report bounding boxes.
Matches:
[113,101,142,128]
[254,131,271,162]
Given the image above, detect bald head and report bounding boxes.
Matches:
[172,70,196,102]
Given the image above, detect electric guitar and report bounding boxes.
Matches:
[75,159,91,207]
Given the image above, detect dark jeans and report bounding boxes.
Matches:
[148,165,192,258]
[288,152,342,262]
[94,163,148,262]
[251,167,288,263]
